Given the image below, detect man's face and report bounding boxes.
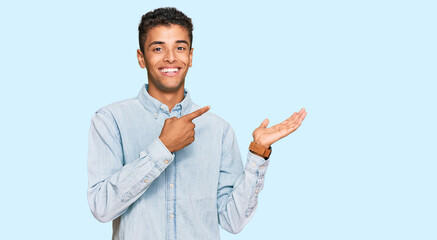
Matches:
[137,24,193,93]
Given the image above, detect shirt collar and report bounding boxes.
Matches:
[137,84,193,115]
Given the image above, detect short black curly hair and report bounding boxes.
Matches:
[138,7,193,54]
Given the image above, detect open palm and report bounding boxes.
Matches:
[252,108,307,148]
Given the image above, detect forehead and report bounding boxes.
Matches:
[145,24,190,44]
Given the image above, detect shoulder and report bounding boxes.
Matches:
[94,97,142,118]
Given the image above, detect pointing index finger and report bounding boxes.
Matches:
[182,106,210,121]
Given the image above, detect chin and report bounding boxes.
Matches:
[158,79,185,92]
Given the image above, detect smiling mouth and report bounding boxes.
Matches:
[159,67,181,76]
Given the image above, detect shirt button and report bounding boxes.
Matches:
[259,166,264,170]
[160,105,165,110]
[144,179,149,183]
[170,214,175,218]
[164,160,169,164]
[169,183,174,188]
[255,189,259,193]
[153,112,158,118]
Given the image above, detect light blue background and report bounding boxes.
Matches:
[1,0,436,239]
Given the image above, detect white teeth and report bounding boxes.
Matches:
[160,68,179,73]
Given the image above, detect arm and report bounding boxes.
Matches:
[217,123,269,234]
[87,109,174,223]
[87,106,210,223]
[217,108,307,233]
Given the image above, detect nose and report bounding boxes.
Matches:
[164,49,176,63]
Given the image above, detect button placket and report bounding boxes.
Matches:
[165,153,177,237]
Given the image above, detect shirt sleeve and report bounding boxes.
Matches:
[87,109,174,223]
[217,122,270,234]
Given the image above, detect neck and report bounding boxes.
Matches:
[147,84,185,111]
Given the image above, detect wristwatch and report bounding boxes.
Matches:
[249,141,271,160]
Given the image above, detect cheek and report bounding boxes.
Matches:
[180,54,191,66]
[145,56,159,69]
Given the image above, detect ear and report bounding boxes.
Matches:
[189,48,194,67]
[137,49,146,69]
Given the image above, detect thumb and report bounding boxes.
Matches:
[259,118,269,128]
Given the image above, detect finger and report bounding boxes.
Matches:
[164,116,178,123]
[288,108,305,123]
[286,122,299,133]
[298,111,307,123]
[287,112,307,132]
[182,106,210,120]
[284,112,304,128]
[283,112,297,124]
[276,114,295,129]
[259,118,269,128]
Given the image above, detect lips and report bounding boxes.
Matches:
[159,67,181,77]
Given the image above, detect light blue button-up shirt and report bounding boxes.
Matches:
[87,84,270,240]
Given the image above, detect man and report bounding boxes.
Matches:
[87,7,307,240]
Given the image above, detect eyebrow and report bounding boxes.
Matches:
[148,41,165,48]
[148,40,190,48]
[175,40,189,45]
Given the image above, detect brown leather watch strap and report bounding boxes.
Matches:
[249,141,271,159]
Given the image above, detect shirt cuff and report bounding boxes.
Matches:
[245,151,270,176]
[145,138,175,171]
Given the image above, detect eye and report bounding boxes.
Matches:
[153,47,163,52]
[177,46,186,51]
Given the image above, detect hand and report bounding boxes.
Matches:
[252,108,307,148]
[159,106,210,152]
